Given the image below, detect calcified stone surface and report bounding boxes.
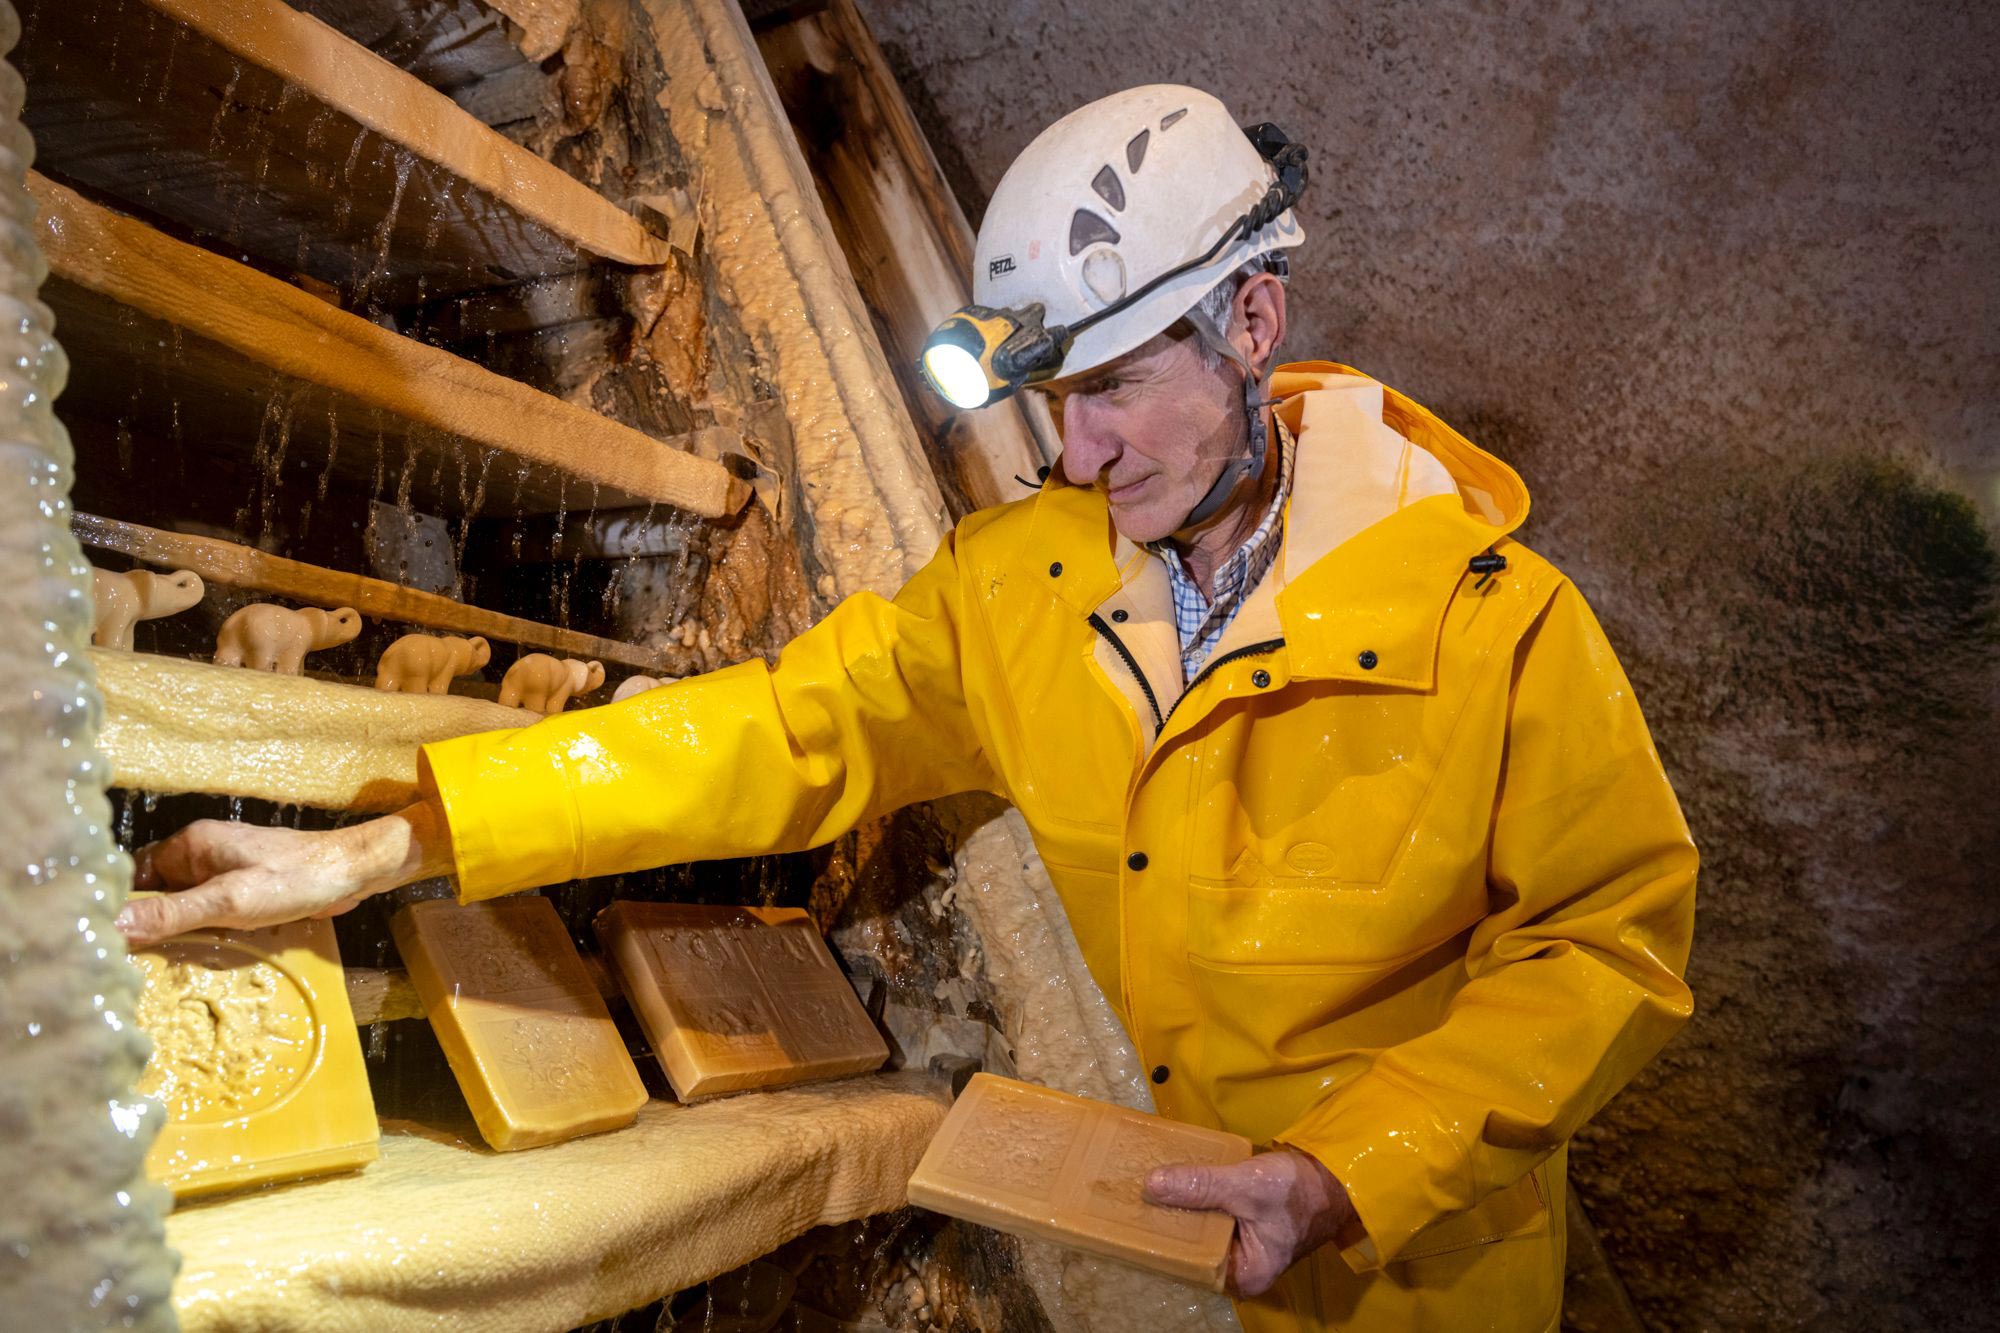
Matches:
[0,1,176,1321]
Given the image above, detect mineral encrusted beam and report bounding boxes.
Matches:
[756,0,1057,515]
[647,0,949,599]
[92,648,538,811]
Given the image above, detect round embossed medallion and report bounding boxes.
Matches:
[133,939,319,1122]
[1284,841,1337,875]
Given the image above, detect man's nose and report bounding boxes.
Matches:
[1058,398,1117,483]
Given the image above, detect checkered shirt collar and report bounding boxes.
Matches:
[1149,418,1296,682]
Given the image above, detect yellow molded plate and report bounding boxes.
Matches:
[134,914,378,1199]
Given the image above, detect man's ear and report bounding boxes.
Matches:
[1233,272,1288,378]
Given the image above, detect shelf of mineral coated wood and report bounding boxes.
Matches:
[16,0,673,307]
[166,1072,949,1332]
[92,647,544,812]
[31,174,748,519]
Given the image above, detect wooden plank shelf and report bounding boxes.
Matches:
[76,511,668,673]
[34,174,750,519]
[17,0,671,307]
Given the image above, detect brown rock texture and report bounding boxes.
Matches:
[855,0,2000,1325]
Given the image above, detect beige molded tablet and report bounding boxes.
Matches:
[392,896,648,1151]
[134,915,379,1198]
[594,901,888,1100]
[906,1073,1251,1290]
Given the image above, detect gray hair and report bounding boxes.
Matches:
[1185,256,1284,369]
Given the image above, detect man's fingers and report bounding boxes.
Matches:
[1145,1163,1227,1212]
[115,871,266,946]
[131,820,236,891]
[1226,1224,1284,1298]
[130,843,162,891]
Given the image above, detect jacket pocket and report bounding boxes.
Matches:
[1394,1160,1550,1263]
[1187,866,1469,972]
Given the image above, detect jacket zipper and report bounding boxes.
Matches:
[1162,637,1286,728]
[1087,612,1165,732]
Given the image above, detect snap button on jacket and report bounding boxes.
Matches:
[421,363,1698,1332]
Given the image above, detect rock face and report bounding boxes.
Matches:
[857,0,2000,1325]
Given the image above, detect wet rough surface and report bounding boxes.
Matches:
[855,0,2000,1326]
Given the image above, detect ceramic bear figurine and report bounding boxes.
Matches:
[90,566,206,650]
[610,674,663,703]
[374,633,492,694]
[499,654,606,714]
[214,604,363,674]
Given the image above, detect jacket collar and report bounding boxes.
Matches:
[1016,362,1530,692]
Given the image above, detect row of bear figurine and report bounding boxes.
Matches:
[89,565,663,714]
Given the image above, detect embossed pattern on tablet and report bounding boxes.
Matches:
[906,1074,1251,1291]
[134,943,317,1122]
[596,901,887,1099]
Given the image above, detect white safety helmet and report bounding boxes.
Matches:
[972,84,1304,384]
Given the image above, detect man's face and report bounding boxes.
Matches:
[1033,330,1245,544]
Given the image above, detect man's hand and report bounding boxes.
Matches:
[115,799,452,945]
[1144,1147,1357,1298]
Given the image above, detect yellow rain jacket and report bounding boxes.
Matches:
[421,364,1697,1332]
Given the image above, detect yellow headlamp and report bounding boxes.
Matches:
[918,303,1071,410]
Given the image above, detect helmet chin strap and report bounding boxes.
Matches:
[1170,307,1276,540]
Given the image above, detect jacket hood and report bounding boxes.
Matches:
[1268,360,1530,534]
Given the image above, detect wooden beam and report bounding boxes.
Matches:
[756,0,1059,515]
[17,0,671,306]
[32,174,751,519]
[74,511,668,673]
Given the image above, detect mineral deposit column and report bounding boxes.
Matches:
[0,0,177,1324]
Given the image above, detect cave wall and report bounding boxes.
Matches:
[853,0,2000,1326]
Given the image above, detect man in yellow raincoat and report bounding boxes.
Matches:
[122,85,1695,1331]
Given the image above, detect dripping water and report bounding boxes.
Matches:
[204,62,243,158]
[454,447,497,594]
[333,131,370,238]
[299,400,340,543]
[233,387,292,540]
[354,151,416,311]
[148,22,184,108]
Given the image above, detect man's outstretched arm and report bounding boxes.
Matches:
[116,526,998,941]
